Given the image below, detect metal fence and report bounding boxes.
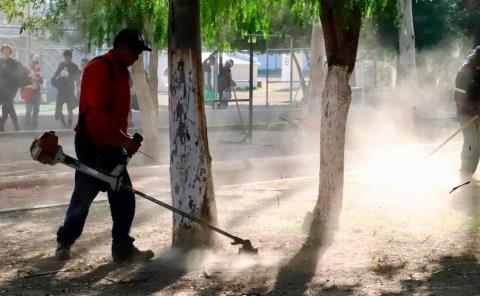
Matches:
[264,47,311,107]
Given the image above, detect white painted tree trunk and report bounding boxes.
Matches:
[311,65,351,238]
[398,0,417,85]
[168,0,217,248]
[307,23,326,114]
[131,57,160,161]
[168,51,217,247]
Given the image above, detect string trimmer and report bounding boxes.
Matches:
[29,132,258,255]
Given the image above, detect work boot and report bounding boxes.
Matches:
[55,243,72,261]
[112,245,154,263]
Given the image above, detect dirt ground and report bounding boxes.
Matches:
[1,133,480,295]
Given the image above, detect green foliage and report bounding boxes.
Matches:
[201,0,281,48]
[200,0,389,50]
[371,0,398,51]
[211,4,314,51]
[2,0,396,50]
[456,0,480,47]
[373,0,476,52]
[1,0,168,49]
[1,0,70,33]
[288,0,320,24]
[413,0,461,50]
[67,0,168,48]
[8,0,472,53]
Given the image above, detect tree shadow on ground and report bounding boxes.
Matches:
[1,247,190,295]
[92,248,189,296]
[381,253,480,296]
[0,255,69,295]
[381,182,480,296]
[226,182,312,228]
[0,202,171,295]
[266,225,358,295]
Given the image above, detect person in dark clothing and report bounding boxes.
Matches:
[55,29,154,263]
[203,56,214,91]
[217,59,235,109]
[51,50,80,129]
[77,57,90,99]
[0,45,29,131]
[455,46,480,179]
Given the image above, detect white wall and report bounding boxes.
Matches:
[281,51,307,89]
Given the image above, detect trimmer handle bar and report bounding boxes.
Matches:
[30,132,125,191]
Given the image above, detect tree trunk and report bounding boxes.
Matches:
[131,57,160,161]
[311,66,351,237]
[148,48,160,113]
[309,1,361,241]
[168,0,217,248]
[397,0,417,85]
[307,23,326,113]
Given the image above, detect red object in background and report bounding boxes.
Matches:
[20,86,33,101]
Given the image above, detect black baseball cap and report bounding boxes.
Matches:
[114,28,152,53]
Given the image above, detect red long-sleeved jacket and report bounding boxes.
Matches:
[75,50,130,148]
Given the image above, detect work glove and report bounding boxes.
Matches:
[122,132,143,157]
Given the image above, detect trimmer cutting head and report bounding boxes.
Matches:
[233,239,258,255]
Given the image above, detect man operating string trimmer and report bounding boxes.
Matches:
[34,28,258,262]
[455,46,480,181]
[54,29,154,262]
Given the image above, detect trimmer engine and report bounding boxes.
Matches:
[30,131,65,165]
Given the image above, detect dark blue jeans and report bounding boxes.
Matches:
[0,89,19,131]
[25,92,40,129]
[57,132,135,248]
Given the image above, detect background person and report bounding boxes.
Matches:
[455,46,480,179]
[55,29,154,262]
[23,57,43,130]
[51,50,80,129]
[0,45,30,132]
[217,59,235,109]
[203,56,214,91]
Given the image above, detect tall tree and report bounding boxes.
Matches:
[397,0,417,84]
[202,0,390,243]
[168,0,217,247]
[307,0,363,241]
